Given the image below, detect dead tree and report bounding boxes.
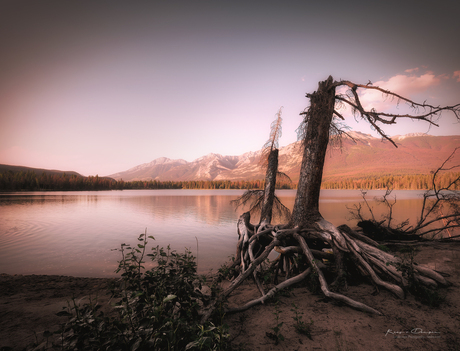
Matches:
[231,108,290,226]
[351,147,460,241]
[411,147,460,238]
[230,108,290,282]
[202,76,459,321]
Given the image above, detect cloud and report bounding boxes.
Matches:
[375,72,442,95]
[454,71,460,82]
[356,71,445,111]
[336,69,456,116]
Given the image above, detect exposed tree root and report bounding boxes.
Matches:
[202,76,458,324]
[293,232,383,315]
[216,212,451,319]
[226,268,312,314]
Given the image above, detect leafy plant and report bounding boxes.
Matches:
[216,257,237,282]
[266,302,284,345]
[291,303,313,339]
[32,231,232,350]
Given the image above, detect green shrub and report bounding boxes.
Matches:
[46,232,230,350]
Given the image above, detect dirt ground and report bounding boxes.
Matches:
[1,242,460,351]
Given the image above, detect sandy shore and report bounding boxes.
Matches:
[1,242,459,350]
[0,275,115,350]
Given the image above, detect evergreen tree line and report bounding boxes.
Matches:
[0,169,458,191]
[0,170,293,191]
[321,172,460,190]
[0,171,115,191]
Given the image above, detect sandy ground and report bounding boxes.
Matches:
[1,242,459,350]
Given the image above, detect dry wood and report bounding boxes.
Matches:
[205,76,458,324]
[294,233,382,315]
[342,232,405,298]
[225,268,312,314]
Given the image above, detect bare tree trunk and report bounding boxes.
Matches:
[291,76,336,226]
[211,75,458,322]
[259,149,278,227]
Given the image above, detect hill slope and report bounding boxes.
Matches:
[0,164,83,177]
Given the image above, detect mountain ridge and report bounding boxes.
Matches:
[0,164,84,178]
[108,133,460,182]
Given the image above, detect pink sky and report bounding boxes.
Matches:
[0,1,459,176]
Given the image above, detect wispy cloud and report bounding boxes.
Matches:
[454,71,460,82]
[357,70,449,111]
[374,71,442,96]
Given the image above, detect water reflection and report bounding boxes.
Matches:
[0,189,429,277]
[120,193,241,225]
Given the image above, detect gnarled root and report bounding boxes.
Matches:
[213,214,451,321]
[293,233,382,315]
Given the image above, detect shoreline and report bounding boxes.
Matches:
[0,274,116,350]
[1,242,459,350]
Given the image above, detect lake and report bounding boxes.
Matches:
[0,189,428,277]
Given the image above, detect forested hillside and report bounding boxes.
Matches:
[1,167,459,191]
[2,133,459,191]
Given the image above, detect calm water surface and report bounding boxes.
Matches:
[0,189,426,277]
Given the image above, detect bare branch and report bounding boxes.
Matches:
[348,148,460,239]
[334,80,460,147]
[335,93,398,147]
[333,110,345,120]
[338,80,460,117]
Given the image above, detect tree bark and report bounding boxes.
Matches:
[259,149,278,228]
[213,76,456,322]
[290,76,336,227]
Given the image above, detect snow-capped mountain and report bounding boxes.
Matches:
[107,133,460,182]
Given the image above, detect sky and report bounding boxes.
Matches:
[1,0,459,176]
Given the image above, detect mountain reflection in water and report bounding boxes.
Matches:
[0,189,427,277]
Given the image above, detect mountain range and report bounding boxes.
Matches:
[108,132,460,182]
